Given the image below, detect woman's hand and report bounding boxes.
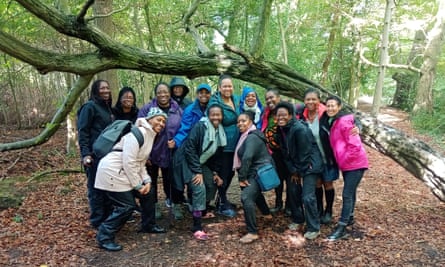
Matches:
[167,139,176,149]
[290,173,301,184]
[82,155,93,167]
[192,174,203,185]
[139,183,151,195]
[239,180,250,187]
[351,126,360,136]
[213,174,223,186]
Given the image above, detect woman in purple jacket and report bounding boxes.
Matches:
[320,96,369,241]
[138,82,183,220]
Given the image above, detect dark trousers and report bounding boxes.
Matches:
[86,162,111,228]
[148,164,184,204]
[271,150,290,207]
[241,178,271,234]
[302,173,321,232]
[96,186,156,244]
[287,180,305,224]
[217,152,235,208]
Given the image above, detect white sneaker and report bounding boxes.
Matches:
[304,231,320,240]
[288,223,303,231]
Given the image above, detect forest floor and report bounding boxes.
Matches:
[0,102,444,267]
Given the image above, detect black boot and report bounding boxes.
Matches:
[270,201,283,213]
[327,224,348,241]
[347,216,355,226]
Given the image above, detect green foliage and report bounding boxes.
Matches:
[412,87,445,142]
[13,214,23,223]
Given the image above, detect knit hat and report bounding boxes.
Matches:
[145,107,168,120]
[196,83,211,93]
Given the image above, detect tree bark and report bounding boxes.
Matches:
[359,113,445,201]
[93,0,119,100]
[413,0,445,113]
[320,2,340,87]
[250,0,273,59]
[371,0,395,117]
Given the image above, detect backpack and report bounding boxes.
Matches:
[92,120,144,159]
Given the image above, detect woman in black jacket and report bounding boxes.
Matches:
[234,111,273,244]
[275,101,324,240]
[172,104,226,240]
[77,79,114,228]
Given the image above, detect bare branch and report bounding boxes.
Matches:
[77,0,95,23]
[182,0,211,54]
[360,49,422,73]
[85,1,131,23]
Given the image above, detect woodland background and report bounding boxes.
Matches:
[0,0,445,266]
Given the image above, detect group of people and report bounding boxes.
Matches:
[77,75,369,251]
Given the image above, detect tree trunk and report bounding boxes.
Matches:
[276,3,288,64]
[359,113,445,201]
[391,30,425,110]
[94,0,119,100]
[413,0,445,113]
[320,2,340,87]
[371,0,395,117]
[250,0,273,59]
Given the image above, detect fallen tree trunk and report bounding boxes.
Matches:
[358,112,445,201]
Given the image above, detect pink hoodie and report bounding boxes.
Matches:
[329,114,369,171]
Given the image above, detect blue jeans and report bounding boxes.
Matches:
[241,177,271,234]
[302,173,320,232]
[339,169,365,225]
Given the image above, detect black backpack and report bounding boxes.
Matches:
[92,120,144,159]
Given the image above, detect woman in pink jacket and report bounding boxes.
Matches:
[320,96,369,241]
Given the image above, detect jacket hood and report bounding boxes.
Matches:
[249,129,267,143]
[169,77,190,98]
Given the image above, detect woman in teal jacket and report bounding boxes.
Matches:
[208,74,240,217]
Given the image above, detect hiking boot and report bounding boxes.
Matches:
[240,233,259,244]
[270,203,283,213]
[172,204,184,220]
[327,224,349,241]
[304,231,320,240]
[165,198,172,208]
[321,212,333,225]
[155,203,162,220]
[284,207,292,217]
[217,207,237,218]
[347,216,355,226]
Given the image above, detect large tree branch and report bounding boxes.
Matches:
[0,75,93,151]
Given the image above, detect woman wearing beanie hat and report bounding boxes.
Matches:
[94,108,168,251]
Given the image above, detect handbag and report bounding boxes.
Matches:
[256,163,281,192]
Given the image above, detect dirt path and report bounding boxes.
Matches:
[0,104,444,266]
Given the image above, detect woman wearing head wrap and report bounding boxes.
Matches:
[240,86,263,128]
